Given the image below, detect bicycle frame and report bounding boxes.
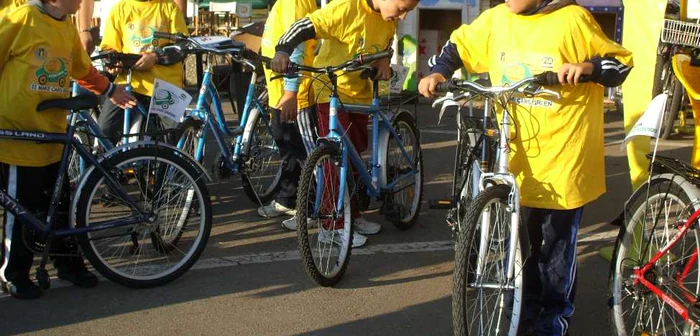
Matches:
[179,58,270,174]
[473,95,523,284]
[323,77,419,215]
[0,113,148,238]
[632,203,700,323]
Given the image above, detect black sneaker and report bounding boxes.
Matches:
[1,278,42,299]
[56,259,98,288]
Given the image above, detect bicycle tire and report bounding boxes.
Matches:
[240,108,283,205]
[660,74,684,140]
[74,145,212,288]
[384,112,423,230]
[296,145,353,287]
[652,51,670,98]
[609,179,699,335]
[453,184,526,336]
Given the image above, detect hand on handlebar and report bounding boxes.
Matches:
[271,51,291,73]
[109,84,137,109]
[133,53,157,71]
[558,62,594,85]
[418,73,448,98]
[372,58,392,80]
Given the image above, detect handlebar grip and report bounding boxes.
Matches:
[356,49,393,65]
[257,54,273,68]
[533,71,559,86]
[534,71,593,85]
[435,81,454,93]
[359,68,396,80]
[153,31,185,41]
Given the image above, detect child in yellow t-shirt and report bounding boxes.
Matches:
[0,0,135,299]
[419,0,633,334]
[270,0,420,247]
[256,0,319,230]
[98,0,188,145]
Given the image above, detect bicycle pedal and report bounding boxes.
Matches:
[429,199,455,210]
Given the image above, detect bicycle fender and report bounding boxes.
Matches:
[625,173,700,213]
[377,108,415,186]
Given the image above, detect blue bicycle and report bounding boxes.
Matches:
[1,94,212,289]
[154,33,282,205]
[279,50,424,286]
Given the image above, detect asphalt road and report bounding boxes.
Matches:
[0,101,694,336]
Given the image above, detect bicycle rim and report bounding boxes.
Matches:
[611,181,699,335]
[455,185,524,336]
[241,111,282,204]
[297,148,353,286]
[386,114,423,229]
[77,150,210,286]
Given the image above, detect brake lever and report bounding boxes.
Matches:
[531,87,561,100]
[433,92,471,125]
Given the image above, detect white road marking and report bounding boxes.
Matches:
[0,231,619,299]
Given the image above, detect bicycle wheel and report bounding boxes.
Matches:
[660,72,684,140]
[453,184,525,336]
[177,118,204,164]
[296,146,353,287]
[609,179,700,335]
[74,145,212,288]
[241,108,283,205]
[384,112,423,230]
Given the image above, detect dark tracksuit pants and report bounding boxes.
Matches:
[0,162,80,284]
[518,206,583,336]
[271,106,318,209]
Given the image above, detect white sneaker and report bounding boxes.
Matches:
[257,200,296,218]
[354,217,381,235]
[282,216,297,231]
[318,228,368,248]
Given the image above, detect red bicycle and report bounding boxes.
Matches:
[609,154,700,335]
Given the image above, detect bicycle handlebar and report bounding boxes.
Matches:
[91,52,142,69]
[434,71,592,94]
[153,31,187,41]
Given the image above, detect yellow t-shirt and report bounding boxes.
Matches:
[308,0,396,105]
[261,0,317,109]
[450,4,633,210]
[0,5,94,166]
[0,0,25,18]
[100,0,187,96]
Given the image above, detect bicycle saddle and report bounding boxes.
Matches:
[37,94,99,112]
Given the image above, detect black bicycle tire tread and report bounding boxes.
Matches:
[453,184,525,336]
[296,146,353,287]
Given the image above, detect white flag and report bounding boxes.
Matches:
[148,79,192,122]
[622,93,668,148]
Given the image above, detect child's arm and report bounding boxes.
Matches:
[72,33,136,108]
[561,12,633,87]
